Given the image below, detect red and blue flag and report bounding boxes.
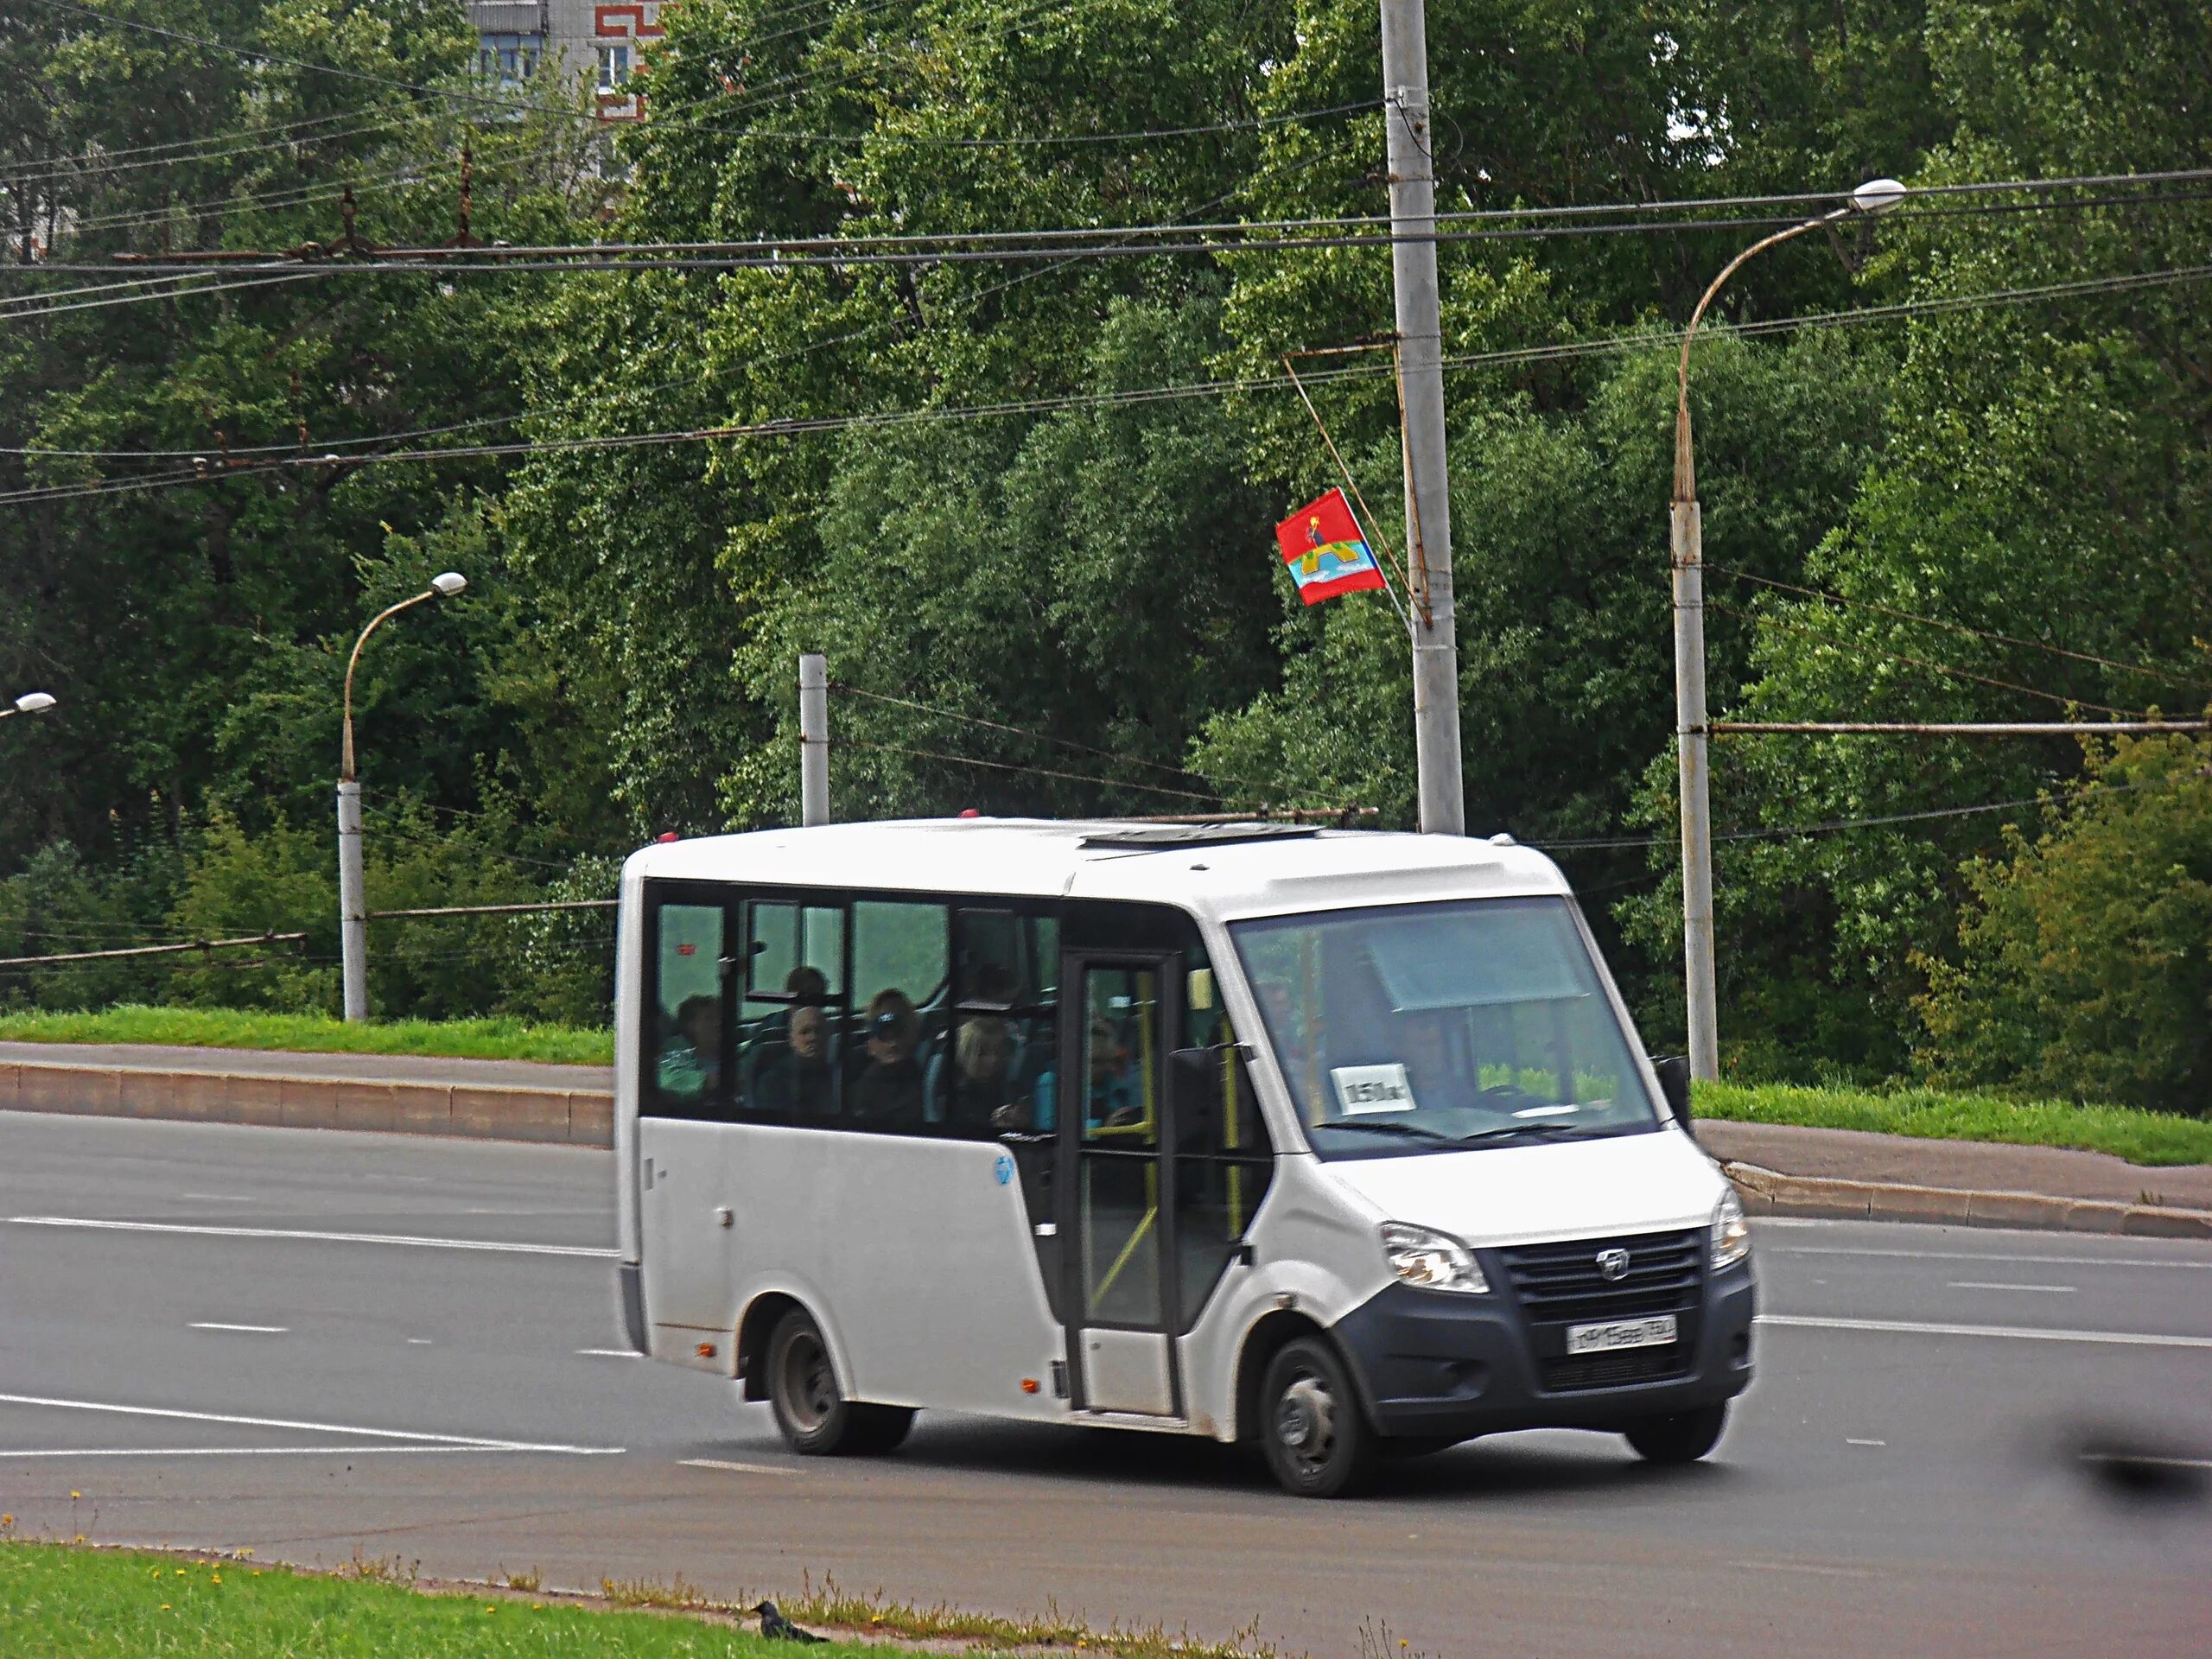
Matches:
[1274,488,1386,606]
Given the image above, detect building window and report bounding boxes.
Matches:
[476,33,541,85]
[597,43,631,91]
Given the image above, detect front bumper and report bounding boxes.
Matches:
[1332,1257,1755,1439]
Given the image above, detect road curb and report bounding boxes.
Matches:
[1723,1160,2212,1240]
[0,1057,612,1147]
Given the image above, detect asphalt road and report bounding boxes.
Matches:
[2,1109,2207,1658]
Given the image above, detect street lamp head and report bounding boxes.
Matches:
[1851,177,1908,217]
[429,571,467,598]
[12,691,57,715]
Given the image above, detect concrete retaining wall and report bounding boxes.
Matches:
[1725,1159,2212,1240]
[0,1056,612,1147]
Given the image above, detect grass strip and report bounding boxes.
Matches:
[0,1542,878,1659]
[1697,1080,2212,1168]
[0,1544,1284,1659]
[0,1005,613,1066]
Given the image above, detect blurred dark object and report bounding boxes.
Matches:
[1651,1055,1691,1124]
[2071,1427,2209,1509]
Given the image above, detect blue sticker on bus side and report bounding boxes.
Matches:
[994,1151,1015,1185]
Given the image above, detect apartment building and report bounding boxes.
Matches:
[466,0,667,122]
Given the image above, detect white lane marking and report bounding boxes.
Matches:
[1758,1314,2212,1350]
[0,1391,622,1455]
[679,1458,799,1478]
[1729,1561,1874,1579]
[2079,1452,2212,1471]
[1946,1281,2076,1294]
[1764,1243,2210,1269]
[178,1193,256,1204]
[0,1446,552,1459]
[1845,1438,1886,1447]
[188,1322,289,1334]
[575,1349,645,1358]
[405,1338,433,1345]
[4,1216,616,1258]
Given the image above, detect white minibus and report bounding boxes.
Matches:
[612,819,1753,1496]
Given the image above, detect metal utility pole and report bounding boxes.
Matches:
[1674,177,1905,1079]
[1379,0,1464,837]
[798,652,830,827]
[337,571,467,1022]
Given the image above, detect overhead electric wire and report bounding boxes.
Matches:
[830,682,1272,796]
[23,0,1267,155]
[3,106,430,188]
[32,181,2206,280]
[1530,776,2170,853]
[835,735,1225,804]
[1709,600,2154,720]
[3,257,2203,481]
[1707,566,2212,695]
[0,270,321,323]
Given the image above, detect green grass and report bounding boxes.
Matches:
[1697,1079,2212,1167]
[0,1541,886,1659]
[0,1543,1281,1659]
[0,1005,613,1066]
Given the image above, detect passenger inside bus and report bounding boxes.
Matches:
[945,1015,1014,1132]
[847,989,924,1126]
[754,1002,835,1117]
[1086,1016,1144,1128]
[656,994,721,1105]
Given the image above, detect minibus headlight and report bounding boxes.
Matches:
[1380,1222,1489,1294]
[1710,1188,1751,1270]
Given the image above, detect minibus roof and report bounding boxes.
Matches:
[627,819,1572,922]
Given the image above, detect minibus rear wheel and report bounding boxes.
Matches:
[765,1306,912,1456]
[1260,1337,1374,1497]
[1623,1402,1728,1465]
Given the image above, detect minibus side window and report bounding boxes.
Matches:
[847,899,950,1134]
[739,899,845,1122]
[647,899,728,1119]
[943,909,1060,1142]
[1171,1039,1274,1329]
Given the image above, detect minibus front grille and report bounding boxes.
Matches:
[1540,1343,1688,1392]
[1500,1229,1703,1324]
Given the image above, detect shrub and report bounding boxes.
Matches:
[1914,734,2212,1115]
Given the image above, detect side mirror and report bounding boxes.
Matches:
[1650,1055,1691,1125]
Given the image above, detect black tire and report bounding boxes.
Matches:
[765,1307,859,1454]
[1259,1337,1375,1497]
[1624,1402,1729,1465]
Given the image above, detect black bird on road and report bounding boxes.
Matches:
[753,1600,826,1643]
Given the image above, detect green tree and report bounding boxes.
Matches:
[1915,735,2212,1115]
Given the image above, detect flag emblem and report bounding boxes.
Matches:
[1274,488,1386,605]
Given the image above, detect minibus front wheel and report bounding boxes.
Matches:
[765,1306,914,1456]
[1622,1402,1728,1465]
[1260,1337,1376,1497]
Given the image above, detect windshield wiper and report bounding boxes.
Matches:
[1447,1122,1614,1147]
[1312,1118,1463,1147]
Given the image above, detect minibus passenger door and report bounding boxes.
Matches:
[1060,956,1180,1418]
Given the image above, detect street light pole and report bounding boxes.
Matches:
[337,571,467,1023]
[1674,178,1904,1080]
[1379,0,1464,836]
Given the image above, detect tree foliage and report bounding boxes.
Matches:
[3,0,2209,1103]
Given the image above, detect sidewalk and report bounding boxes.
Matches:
[1694,1117,2212,1237]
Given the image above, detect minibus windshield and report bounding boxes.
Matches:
[1230,897,1662,1159]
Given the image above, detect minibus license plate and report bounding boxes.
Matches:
[1565,1315,1677,1355]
